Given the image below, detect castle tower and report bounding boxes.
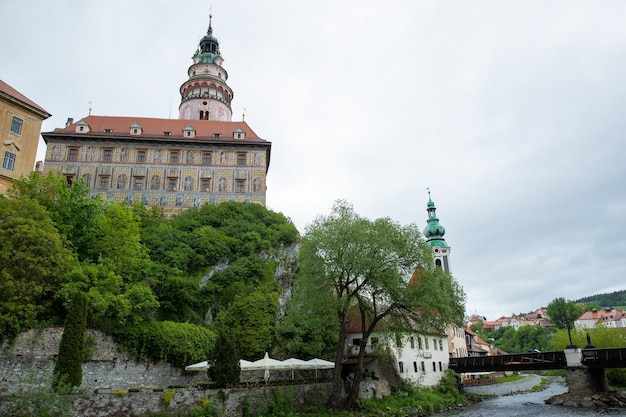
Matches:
[423,190,451,273]
[178,15,234,121]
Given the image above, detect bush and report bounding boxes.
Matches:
[161,389,175,406]
[111,321,216,368]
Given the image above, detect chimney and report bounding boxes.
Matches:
[66,117,74,127]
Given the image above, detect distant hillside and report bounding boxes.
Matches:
[575,289,626,308]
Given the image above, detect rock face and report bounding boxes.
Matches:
[546,391,626,409]
[200,242,299,321]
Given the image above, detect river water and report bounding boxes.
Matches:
[434,378,626,417]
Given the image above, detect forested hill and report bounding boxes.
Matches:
[575,289,626,308]
[0,172,303,368]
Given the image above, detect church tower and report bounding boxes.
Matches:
[178,15,234,121]
[423,190,451,273]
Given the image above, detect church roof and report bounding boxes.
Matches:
[45,115,267,143]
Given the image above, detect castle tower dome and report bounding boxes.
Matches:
[423,189,451,273]
[178,14,234,121]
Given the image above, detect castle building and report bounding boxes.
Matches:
[42,17,270,213]
[0,80,50,194]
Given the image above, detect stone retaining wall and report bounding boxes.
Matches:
[0,327,202,394]
[0,327,386,416]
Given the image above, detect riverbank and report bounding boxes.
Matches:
[465,373,626,411]
[546,390,626,409]
[463,374,545,396]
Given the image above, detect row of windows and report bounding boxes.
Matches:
[10,116,22,135]
[2,151,16,171]
[398,361,443,373]
[408,336,444,351]
[74,173,262,193]
[61,146,261,166]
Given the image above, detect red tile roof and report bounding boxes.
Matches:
[578,309,625,322]
[47,115,266,142]
[0,79,50,117]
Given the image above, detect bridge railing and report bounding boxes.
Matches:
[581,347,626,368]
[449,351,567,373]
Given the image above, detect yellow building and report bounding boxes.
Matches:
[42,16,270,213]
[0,80,51,194]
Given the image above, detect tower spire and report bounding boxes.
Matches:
[178,13,234,121]
[423,190,451,272]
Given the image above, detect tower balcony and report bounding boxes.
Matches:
[181,93,232,106]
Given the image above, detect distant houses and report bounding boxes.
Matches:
[575,307,626,329]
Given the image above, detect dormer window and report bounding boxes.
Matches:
[130,121,142,135]
[104,128,113,133]
[183,124,195,138]
[213,133,221,138]
[163,131,171,136]
[75,119,90,133]
[234,128,245,140]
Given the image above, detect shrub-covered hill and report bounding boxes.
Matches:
[575,289,626,309]
[0,172,300,366]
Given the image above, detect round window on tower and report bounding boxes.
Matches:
[434,248,440,253]
[203,101,208,105]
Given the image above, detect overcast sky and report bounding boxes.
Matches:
[3,1,626,321]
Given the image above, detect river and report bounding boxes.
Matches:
[434,377,626,417]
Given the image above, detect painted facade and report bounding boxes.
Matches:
[0,80,50,194]
[41,17,270,212]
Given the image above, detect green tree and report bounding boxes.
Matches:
[276,275,339,359]
[0,197,73,330]
[547,297,585,330]
[298,200,465,408]
[215,289,279,358]
[9,171,102,260]
[53,291,88,391]
[207,331,240,387]
[85,202,150,280]
[57,262,159,330]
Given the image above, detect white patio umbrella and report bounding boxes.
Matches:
[185,360,209,371]
[185,359,255,372]
[247,352,286,380]
[305,358,335,377]
[281,358,310,379]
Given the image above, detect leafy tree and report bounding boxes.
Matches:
[84,202,150,280]
[298,200,465,408]
[57,263,159,330]
[0,197,73,329]
[546,297,585,330]
[276,274,339,359]
[53,291,87,391]
[207,331,240,387]
[488,325,552,353]
[145,263,206,323]
[9,171,102,259]
[215,289,279,359]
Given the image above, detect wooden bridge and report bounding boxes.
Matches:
[449,347,626,373]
